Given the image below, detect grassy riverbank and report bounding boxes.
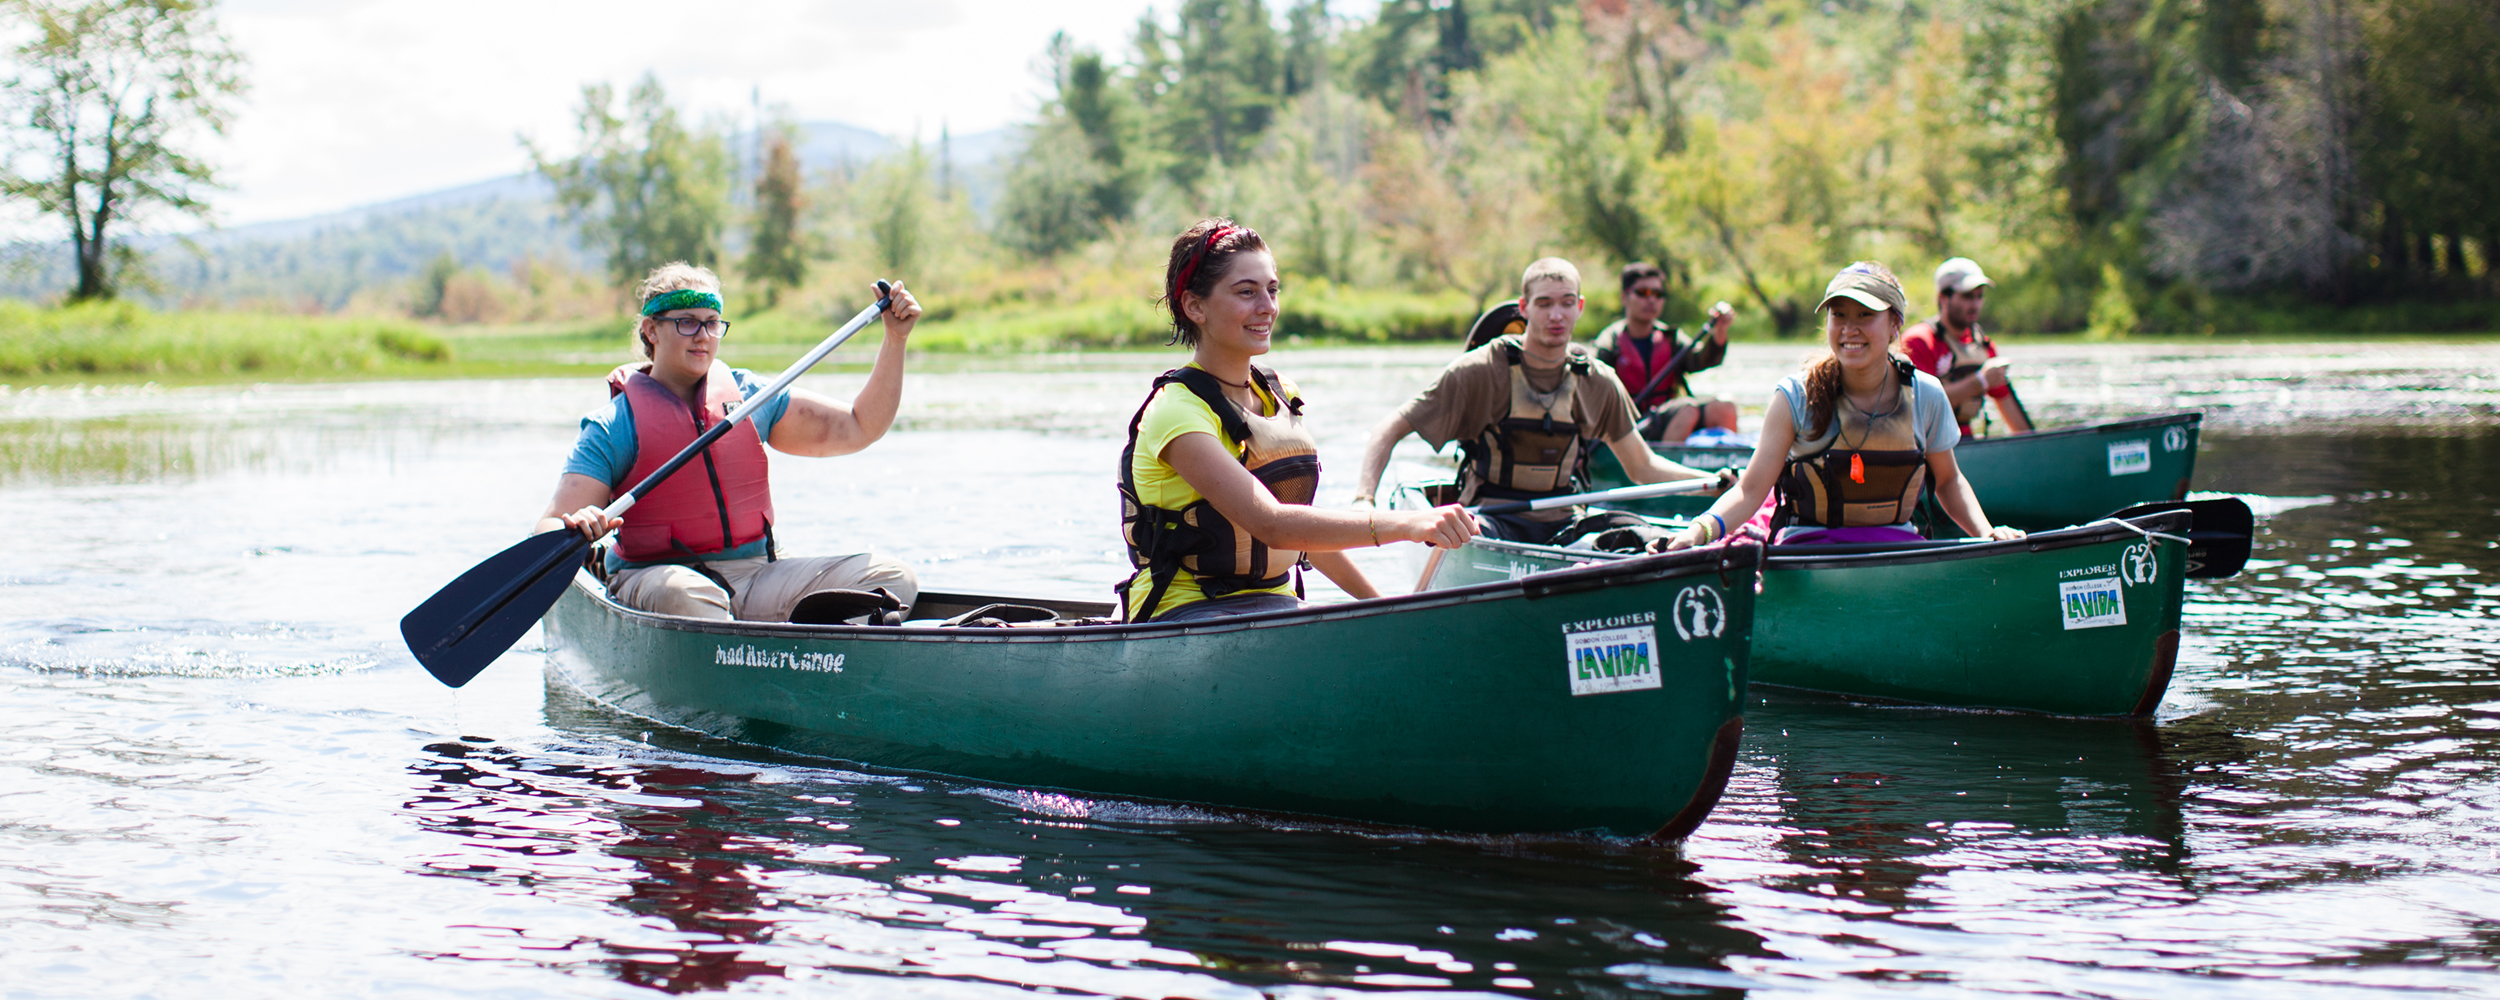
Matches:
[6,288,2498,388]
[0,301,455,383]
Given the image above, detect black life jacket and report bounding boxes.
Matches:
[1115,366,1321,622]
[1456,340,1598,514]
[1778,358,1931,528]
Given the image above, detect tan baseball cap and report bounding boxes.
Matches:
[1818,262,1907,314]
[1935,257,1992,294]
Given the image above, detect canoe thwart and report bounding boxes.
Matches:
[909,590,1117,622]
[939,603,1067,628]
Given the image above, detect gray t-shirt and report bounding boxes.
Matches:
[1774,367,1959,457]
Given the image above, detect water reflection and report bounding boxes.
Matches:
[389,682,1780,997]
[1747,701,2189,919]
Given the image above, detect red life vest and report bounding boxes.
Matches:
[605,361,775,564]
[1610,324,1684,410]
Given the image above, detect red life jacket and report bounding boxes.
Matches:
[1610,324,1683,410]
[605,361,775,564]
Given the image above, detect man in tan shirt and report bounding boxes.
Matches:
[1350,258,1720,544]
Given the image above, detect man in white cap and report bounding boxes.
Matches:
[1900,257,2030,437]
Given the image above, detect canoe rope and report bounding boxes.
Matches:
[2084,517,2190,546]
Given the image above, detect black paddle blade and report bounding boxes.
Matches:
[400,530,591,688]
[2107,497,2255,579]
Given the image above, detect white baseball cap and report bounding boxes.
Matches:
[1935,257,1992,294]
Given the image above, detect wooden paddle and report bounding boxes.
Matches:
[400,281,896,688]
[2105,497,2254,579]
[1410,477,1725,591]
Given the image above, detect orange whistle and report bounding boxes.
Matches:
[1849,453,1865,483]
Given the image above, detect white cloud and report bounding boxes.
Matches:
[202,0,1157,226]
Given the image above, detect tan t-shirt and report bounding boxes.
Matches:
[1396,336,1638,451]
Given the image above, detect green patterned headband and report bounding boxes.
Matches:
[641,289,724,316]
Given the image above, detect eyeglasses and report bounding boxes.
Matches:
[652,316,731,339]
[1629,288,1666,300]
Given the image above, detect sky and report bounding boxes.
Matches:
[200,0,1187,227]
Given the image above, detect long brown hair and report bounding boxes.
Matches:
[1159,218,1269,346]
[1801,261,1906,438]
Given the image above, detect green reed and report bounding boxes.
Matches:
[0,301,453,380]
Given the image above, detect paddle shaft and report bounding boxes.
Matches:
[608,283,892,519]
[1469,477,1718,517]
[1629,303,1729,410]
[1413,477,1719,592]
[433,283,894,650]
[1959,323,2033,433]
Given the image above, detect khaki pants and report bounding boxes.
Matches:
[607,552,919,622]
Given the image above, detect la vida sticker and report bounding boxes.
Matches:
[1563,624,1662,696]
[2107,439,2152,476]
[2060,576,2127,629]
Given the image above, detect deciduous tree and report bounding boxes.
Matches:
[0,0,245,302]
[526,74,730,291]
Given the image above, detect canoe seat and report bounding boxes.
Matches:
[787,587,908,626]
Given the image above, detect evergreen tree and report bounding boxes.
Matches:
[1135,0,1285,188]
[742,127,806,307]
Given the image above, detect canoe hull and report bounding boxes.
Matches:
[543,547,1760,840]
[1421,514,2190,716]
[1589,413,2202,531]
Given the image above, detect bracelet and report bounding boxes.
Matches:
[1706,513,1727,541]
[1368,511,1380,547]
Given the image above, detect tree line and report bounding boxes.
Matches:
[993,0,2497,334]
[3,0,2493,338]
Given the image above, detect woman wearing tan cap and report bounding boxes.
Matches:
[1663,261,2022,550]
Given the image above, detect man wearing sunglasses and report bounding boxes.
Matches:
[1590,262,1738,443]
[1901,257,2031,437]
[535,262,925,623]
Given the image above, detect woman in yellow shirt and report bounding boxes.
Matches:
[1117,219,1476,622]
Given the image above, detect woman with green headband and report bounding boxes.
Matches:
[532,261,926,622]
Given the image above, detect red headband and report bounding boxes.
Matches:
[1172,226,1234,300]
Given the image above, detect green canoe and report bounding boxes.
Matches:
[1588,413,2203,532]
[541,545,1763,841]
[1416,511,2193,716]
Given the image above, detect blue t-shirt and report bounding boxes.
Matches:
[565,367,790,566]
[1774,367,1959,455]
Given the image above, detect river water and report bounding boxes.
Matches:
[3,339,2496,998]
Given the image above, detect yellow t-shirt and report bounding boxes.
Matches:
[1124,365,1300,620]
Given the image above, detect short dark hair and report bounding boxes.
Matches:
[1160,217,1270,347]
[1620,261,1666,295]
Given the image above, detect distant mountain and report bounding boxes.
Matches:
[0,121,1016,308]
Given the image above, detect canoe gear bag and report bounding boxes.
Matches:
[1456,341,1595,510]
[607,361,775,565]
[1116,367,1321,622]
[1778,358,1929,529]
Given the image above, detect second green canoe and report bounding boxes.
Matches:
[1589,412,2203,532]
[1418,511,2193,717]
